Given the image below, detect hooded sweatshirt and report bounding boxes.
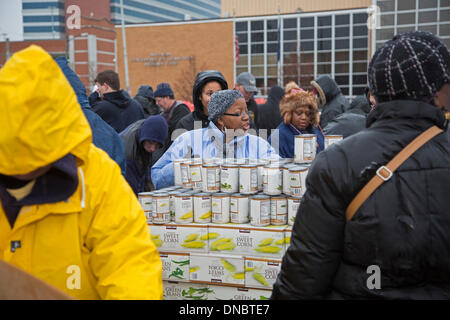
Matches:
[311,75,350,128]
[91,88,145,133]
[55,57,126,175]
[175,70,228,132]
[0,45,162,299]
[120,115,168,194]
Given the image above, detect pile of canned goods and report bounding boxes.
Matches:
[138,186,302,227]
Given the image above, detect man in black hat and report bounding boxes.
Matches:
[272,31,450,300]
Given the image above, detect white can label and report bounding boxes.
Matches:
[250,199,271,226]
[175,196,193,224]
[173,161,183,186]
[138,195,152,212]
[295,136,317,163]
[270,198,288,225]
[230,197,249,224]
[194,196,212,223]
[211,197,230,223]
[221,167,238,193]
[152,197,170,224]
[239,167,258,194]
[264,167,282,195]
[288,197,301,226]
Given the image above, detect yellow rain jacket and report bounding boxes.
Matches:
[0,45,163,299]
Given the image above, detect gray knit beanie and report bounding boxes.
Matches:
[368,31,450,103]
[208,89,244,122]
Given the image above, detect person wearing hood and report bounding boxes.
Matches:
[151,90,279,189]
[256,85,285,132]
[54,57,126,176]
[89,69,145,133]
[0,45,162,299]
[323,95,371,138]
[310,75,350,129]
[175,70,228,132]
[272,31,450,300]
[133,85,161,118]
[268,90,324,158]
[120,115,168,194]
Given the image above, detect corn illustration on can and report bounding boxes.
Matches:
[250,194,271,226]
[193,193,212,224]
[189,162,203,191]
[174,193,193,224]
[294,134,317,163]
[151,193,170,224]
[230,193,249,224]
[211,192,231,223]
[270,195,288,225]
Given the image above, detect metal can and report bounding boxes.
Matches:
[180,160,192,188]
[294,134,317,163]
[174,193,193,224]
[282,163,297,195]
[239,164,258,195]
[151,193,171,224]
[138,191,153,224]
[211,192,231,223]
[250,195,271,226]
[168,190,181,222]
[324,135,343,149]
[300,166,310,197]
[263,163,283,196]
[220,164,239,193]
[270,195,288,225]
[189,162,203,190]
[289,166,308,197]
[202,163,221,193]
[288,196,301,226]
[255,161,265,191]
[193,193,212,224]
[173,159,185,186]
[230,193,250,224]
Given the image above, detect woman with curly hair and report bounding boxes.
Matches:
[268,89,324,158]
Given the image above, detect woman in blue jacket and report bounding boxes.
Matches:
[151,90,279,189]
[269,89,324,158]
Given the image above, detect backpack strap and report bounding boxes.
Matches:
[345,125,443,221]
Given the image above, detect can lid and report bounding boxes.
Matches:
[138,192,153,196]
[221,163,239,168]
[168,190,181,195]
[282,163,297,169]
[271,195,287,199]
[153,192,169,197]
[289,165,309,171]
[251,194,271,199]
[240,164,257,168]
[212,192,231,197]
[230,193,247,197]
[194,192,212,197]
[264,163,283,168]
[295,134,316,138]
[202,163,219,168]
[288,196,302,200]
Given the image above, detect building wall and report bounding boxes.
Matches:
[115,20,235,99]
[221,0,372,17]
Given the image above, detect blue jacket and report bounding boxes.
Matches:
[151,122,280,189]
[55,57,126,175]
[268,121,324,159]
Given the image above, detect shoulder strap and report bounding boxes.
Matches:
[345,125,443,221]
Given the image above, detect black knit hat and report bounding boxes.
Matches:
[368,31,450,103]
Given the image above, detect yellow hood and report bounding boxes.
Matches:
[0,45,92,175]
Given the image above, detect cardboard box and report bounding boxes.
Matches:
[148,223,208,253]
[160,252,190,282]
[244,257,281,289]
[207,223,288,258]
[163,281,213,300]
[208,284,272,300]
[189,253,245,286]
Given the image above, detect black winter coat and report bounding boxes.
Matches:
[312,75,350,129]
[272,100,450,299]
[90,90,145,133]
[256,86,284,132]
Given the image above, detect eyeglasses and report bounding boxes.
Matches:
[223,110,249,117]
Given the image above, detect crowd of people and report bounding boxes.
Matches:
[0,30,449,299]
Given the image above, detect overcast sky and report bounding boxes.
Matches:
[0,0,23,41]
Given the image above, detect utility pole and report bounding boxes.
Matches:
[120,0,131,94]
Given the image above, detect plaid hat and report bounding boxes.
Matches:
[236,72,257,93]
[368,31,450,103]
[154,82,174,97]
[208,90,244,122]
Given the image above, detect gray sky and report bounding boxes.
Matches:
[0,0,23,41]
